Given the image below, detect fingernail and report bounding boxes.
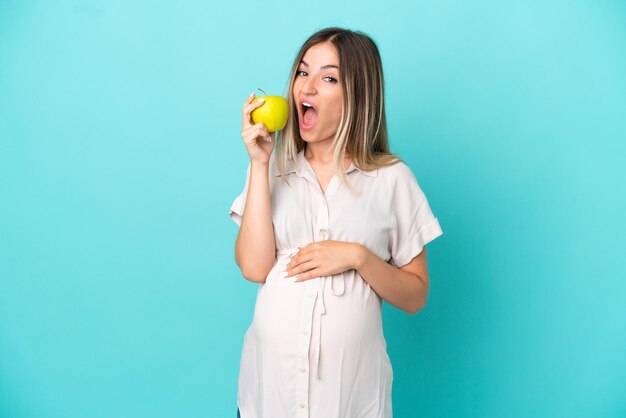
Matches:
[258,99,265,103]
[249,92,255,97]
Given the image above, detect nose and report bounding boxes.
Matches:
[301,74,317,95]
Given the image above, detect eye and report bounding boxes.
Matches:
[324,76,338,83]
[296,70,307,77]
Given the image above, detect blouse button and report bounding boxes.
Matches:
[299,403,306,409]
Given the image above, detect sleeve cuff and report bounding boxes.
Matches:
[228,195,245,227]
[389,217,443,268]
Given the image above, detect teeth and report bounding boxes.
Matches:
[302,102,313,108]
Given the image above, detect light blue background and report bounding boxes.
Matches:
[1,1,625,417]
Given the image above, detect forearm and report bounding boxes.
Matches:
[235,162,276,282]
[354,245,428,314]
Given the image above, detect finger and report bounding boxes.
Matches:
[253,123,271,143]
[243,91,256,107]
[283,247,301,269]
[287,250,314,269]
[298,242,320,254]
[242,124,271,144]
[292,244,310,257]
[245,99,266,112]
[295,268,326,282]
[242,98,266,128]
[242,134,271,146]
[242,129,260,145]
[241,92,256,122]
[241,124,263,141]
[285,260,317,279]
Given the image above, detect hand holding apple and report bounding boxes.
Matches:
[250,88,289,132]
[241,92,276,165]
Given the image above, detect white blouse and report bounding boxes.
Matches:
[229,150,443,418]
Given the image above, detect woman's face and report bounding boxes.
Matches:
[293,41,343,145]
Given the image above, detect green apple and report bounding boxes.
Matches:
[250,88,289,132]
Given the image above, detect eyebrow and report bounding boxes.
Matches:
[300,60,339,70]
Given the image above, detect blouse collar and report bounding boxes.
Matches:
[275,150,378,178]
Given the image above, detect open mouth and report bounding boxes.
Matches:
[300,101,318,130]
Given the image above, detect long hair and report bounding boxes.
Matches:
[275,27,400,191]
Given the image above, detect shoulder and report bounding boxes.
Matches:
[377,160,429,204]
[377,159,419,185]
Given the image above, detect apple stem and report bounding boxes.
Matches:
[258,88,267,96]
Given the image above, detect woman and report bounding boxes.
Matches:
[229,27,443,418]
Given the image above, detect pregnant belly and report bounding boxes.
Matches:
[251,265,384,353]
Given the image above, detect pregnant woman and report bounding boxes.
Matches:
[229,27,443,418]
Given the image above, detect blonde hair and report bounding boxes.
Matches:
[275,27,400,192]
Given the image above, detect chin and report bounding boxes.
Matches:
[301,135,321,144]
[299,130,313,142]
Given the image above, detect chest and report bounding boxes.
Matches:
[269,174,394,253]
[309,165,336,195]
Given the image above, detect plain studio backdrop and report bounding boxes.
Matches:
[1,1,625,417]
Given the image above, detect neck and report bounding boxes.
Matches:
[304,142,352,170]
[304,141,334,164]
